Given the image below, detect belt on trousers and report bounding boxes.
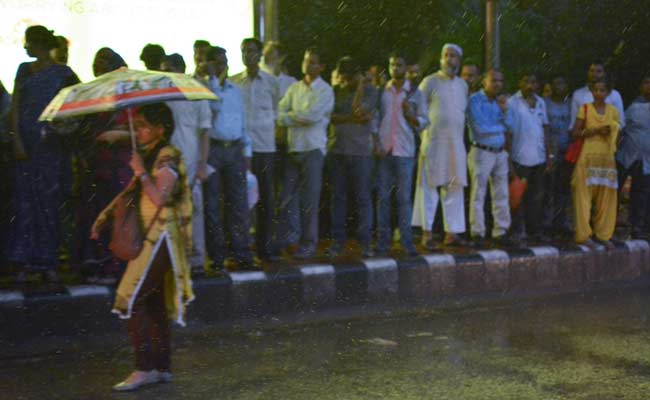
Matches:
[471,141,504,153]
[210,138,242,148]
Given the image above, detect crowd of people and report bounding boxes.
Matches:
[1,25,650,287]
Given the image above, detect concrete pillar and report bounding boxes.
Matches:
[264,0,279,41]
[255,0,279,42]
[485,0,500,70]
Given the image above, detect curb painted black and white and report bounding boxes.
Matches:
[2,240,649,340]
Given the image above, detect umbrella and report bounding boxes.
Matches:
[39,67,217,147]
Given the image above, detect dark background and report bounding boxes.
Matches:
[278,0,650,102]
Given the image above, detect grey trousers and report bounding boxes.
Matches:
[276,149,324,249]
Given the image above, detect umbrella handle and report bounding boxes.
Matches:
[127,107,136,149]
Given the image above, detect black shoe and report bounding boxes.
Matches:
[471,236,488,248]
[238,259,260,271]
[374,245,390,257]
[326,242,344,257]
[404,245,419,257]
[293,245,316,260]
[443,233,470,247]
[492,235,516,248]
[361,245,375,258]
[205,267,226,278]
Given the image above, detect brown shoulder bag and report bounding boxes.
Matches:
[109,188,163,261]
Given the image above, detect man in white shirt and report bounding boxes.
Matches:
[506,72,552,242]
[231,38,280,261]
[192,39,211,83]
[260,41,300,245]
[276,47,334,259]
[412,43,469,249]
[375,51,429,257]
[203,46,256,271]
[161,53,212,271]
[570,62,625,129]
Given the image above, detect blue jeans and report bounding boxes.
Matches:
[277,149,324,249]
[328,154,373,247]
[204,141,253,265]
[376,155,415,250]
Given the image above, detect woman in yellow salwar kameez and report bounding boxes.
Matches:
[571,79,620,249]
[91,103,194,392]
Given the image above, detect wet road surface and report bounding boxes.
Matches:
[3,288,650,399]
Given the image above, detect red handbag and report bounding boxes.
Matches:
[564,104,587,164]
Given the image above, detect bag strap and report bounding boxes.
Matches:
[143,203,164,237]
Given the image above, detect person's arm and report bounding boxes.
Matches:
[277,85,294,127]
[571,105,608,140]
[612,90,625,129]
[9,82,27,160]
[130,151,178,207]
[207,76,222,115]
[285,84,334,126]
[196,129,210,182]
[540,101,554,170]
[196,100,213,182]
[238,93,253,163]
[569,90,579,130]
[414,89,429,132]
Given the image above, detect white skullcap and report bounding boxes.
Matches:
[442,43,463,58]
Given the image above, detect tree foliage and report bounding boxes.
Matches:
[278,0,650,102]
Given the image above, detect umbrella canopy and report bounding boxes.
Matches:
[39,67,217,122]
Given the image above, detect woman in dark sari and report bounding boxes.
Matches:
[8,25,79,283]
[71,48,132,284]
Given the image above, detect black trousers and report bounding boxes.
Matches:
[618,161,650,234]
[512,162,546,236]
[127,245,171,372]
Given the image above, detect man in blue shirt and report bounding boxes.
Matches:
[203,46,256,272]
[466,69,513,246]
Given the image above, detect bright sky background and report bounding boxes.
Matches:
[0,0,254,92]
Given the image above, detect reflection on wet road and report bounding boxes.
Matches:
[4,288,650,399]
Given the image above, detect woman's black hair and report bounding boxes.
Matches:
[25,25,57,51]
[588,77,611,92]
[136,103,175,140]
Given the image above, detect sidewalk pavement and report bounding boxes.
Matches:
[2,240,649,343]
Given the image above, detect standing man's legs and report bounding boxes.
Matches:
[394,156,417,254]
[204,145,226,268]
[412,178,440,245]
[221,144,254,266]
[252,152,276,259]
[375,156,394,254]
[190,183,206,271]
[625,161,650,237]
[295,149,324,258]
[328,154,348,249]
[440,183,466,237]
[490,151,511,239]
[276,152,300,253]
[468,147,493,239]
[525,164,546,237]
[352,155,374,253]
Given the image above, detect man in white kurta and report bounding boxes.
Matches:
[162,54,212,270]
[412,44,469,247]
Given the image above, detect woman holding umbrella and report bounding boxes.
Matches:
[91,103,194,391]
[8,25,79,283]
